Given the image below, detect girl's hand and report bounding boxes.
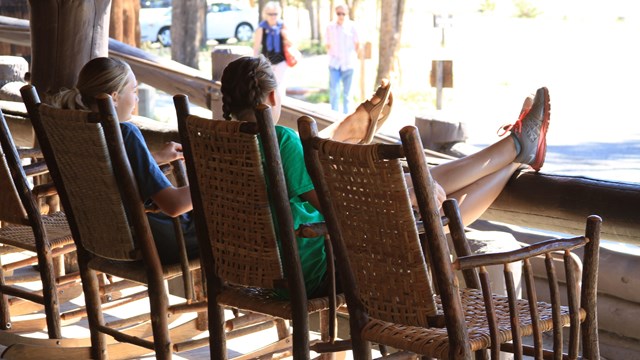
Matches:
[407,176,447,216]
[434,180,446,211]
[153,141,183,165]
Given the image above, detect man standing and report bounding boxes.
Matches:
[326,3,360,114]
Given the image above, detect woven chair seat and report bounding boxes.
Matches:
[88,256,201,285]
[0,211,73,252]
[217,285,346,320]
[362,287,584,358]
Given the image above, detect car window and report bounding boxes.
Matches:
[210,3,231,13]
[141,0,171,9]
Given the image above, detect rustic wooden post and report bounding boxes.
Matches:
[28,0,111,98]
[0,0,31,58]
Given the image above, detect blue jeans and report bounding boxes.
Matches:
[329,67,354,114]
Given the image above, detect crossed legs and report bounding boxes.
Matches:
[431,137,521,225]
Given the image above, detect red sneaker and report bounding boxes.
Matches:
[500,87,550,171]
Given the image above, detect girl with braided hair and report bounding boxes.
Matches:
[221,55,394,297]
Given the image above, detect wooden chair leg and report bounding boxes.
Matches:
[146,274,171,360]
[77,251,108,360]
[209,297,227,359]
[275,318,290,340]
[0,254,11,330]
[39,252,62,338]
[193,269,208,331]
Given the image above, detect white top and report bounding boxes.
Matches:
[326,20,359,71]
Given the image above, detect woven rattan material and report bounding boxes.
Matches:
[0,211,73,252]
[0,145,28,225]
[217,285,346,319]
[316,140,437,327]
[39,105,136,260]
[185,117,283,288]
[362,287,585,358]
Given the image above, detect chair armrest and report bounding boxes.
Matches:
[453,236,588,270]
[23,160,48,177]
[32,182,57,198]
[296,222,327,238]
[159,159,188,187]
[415,216,448,235]
[17,147,43,159]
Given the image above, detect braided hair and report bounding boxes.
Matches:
[50,57,131,111]
[220,55,278,120]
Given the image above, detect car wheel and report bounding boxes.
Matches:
[235,23,253,42]
[157,26,171,47]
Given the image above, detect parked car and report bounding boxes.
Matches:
[140,1,258,47]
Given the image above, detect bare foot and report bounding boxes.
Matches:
[341,79,393,143]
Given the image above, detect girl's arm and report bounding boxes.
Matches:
[300,189,322,214]
[151,185,193,218]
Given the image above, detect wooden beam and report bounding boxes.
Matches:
[482,171,640,245]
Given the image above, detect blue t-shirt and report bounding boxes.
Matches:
[120,122,171,201]
[120,122,198,263]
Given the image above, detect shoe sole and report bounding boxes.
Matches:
[530,87,550,171]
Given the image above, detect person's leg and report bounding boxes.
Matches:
[430,136,518,195]
[446,163,520,225]
[341,68,354,114]
[329,67,341,112]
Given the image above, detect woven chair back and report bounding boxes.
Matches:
[0,112,27,225]
[183,116,283,288]
[313,140,437,327]
[36,104,137,260]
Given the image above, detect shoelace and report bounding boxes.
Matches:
[497,107,529,137]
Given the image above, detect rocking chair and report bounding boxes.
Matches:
[299,116,601,359]
[21,85,206,360]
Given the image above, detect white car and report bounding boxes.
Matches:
[140,1,258,46]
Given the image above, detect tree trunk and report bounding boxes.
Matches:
[109,0,140,48]
[304,0,318,41]
[28,0,111,99]
[257,0,266,24]
[348,0,362,20]
[315,0,322,44]
[376,0,405,87]
[171,0,205,68]
[0,0,31,58]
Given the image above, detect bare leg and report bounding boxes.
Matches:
[447,163,520,225]
[430,137,518,195]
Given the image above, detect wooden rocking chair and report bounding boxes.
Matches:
[21,85,206,360]
[174,95,348,359]
[0,109,78,339]
[299,116,601,359]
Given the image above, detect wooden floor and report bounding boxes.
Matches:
[0,250,356,359]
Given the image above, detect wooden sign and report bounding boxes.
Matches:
[430,60,453,88]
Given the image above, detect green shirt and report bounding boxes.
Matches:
[262,126,327,298]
